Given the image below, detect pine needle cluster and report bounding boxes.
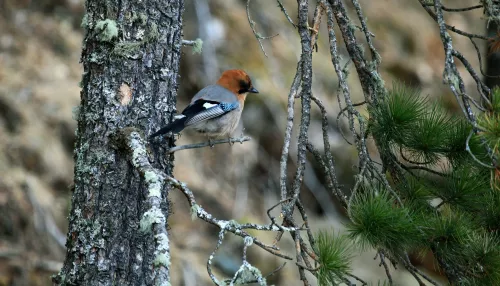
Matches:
[314,84,500,285]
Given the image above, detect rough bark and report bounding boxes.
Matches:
[53,0,183,285]
[486,22,500,90]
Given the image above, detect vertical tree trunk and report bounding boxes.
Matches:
[486,22,500,90]
[53,0,183,285]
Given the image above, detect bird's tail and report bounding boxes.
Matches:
[149,117,187,139]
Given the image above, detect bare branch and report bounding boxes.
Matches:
[279,63,302,203]
[451,49,491,107]
[376,251,393,286]
[288,0,315,211]
[351,0,381,64]
[306,141,348,207]
[422,3,484,12]
[418,1,489,40]
[207,229,226,285]
[401,254,440,286]
[166,174,298,259]
[246,0,279,57]
[347,273,368,285]
[419,0,499,168]
[276,0,297,27]
[466,130,496,169]
[168,136,251,153]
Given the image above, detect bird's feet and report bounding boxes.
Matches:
[208,138,215,148]
[228,136,234,146]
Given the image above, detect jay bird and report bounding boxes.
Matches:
[150,69,258,140]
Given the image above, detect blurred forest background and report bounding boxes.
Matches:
[0,0,491,285]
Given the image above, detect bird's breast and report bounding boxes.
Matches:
[192,108,242,137]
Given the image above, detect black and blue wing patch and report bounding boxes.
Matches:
[149,99,239,139]
[184,99,239,126]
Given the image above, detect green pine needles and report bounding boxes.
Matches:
[314,83,500,285]
[314,231,355,285]
[347,188,422,254]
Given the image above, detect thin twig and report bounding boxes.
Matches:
[168,136,251,153]
[400,163,450,177]
[419,1,489,40]
[165,174,298,260]
[306,141,348,207]
[451,49,491,107]
[422,3,484,12]
[207,229,225,285]
[351,0,381,65]
[276,0,297,27]
[246,0,279,57]
[401,254,439,286]
[466,130,495,169]
[377,251,393,286]
[237,262,288,284]
[347,273,368,285]
[181,39,199,46]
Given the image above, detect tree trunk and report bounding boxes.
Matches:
[53,0,183,285]
[486,22,500,90]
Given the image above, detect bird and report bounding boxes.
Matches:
[149,69,258,142]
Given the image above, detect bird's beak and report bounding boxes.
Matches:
[248,87,259,93]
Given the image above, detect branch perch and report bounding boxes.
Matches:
[168,136,251,153]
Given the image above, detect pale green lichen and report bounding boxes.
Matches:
[95,19,118,42]
[153,253,171,268]
[131,141,146,167]
[192,38,203,54]
[347,21,358,32]
[89,53,101,63]
[146,23,159,42]
[72,106,80,121]
[190,204,200,221]
[91,220,101,238]
[140,207,164,232]
[113,23,159,58]
[155,233,169,251]
[227,220,240,228]
[218,221,228,229]
[81,14,89,29]
[144,170,157,182]
[356,43,365,56]
[446,73,461,91]
[153,234,171,267]
[243,236,253,246]
[130,12,148,25]
[233,264,266,286]
[145,170,162,197]
[113,41,142,58]
[367,60,386,94]
[148,185,161,197]
[135,28,145,40]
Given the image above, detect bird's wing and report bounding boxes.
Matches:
[177,84,240,126]
[181,99,239,126]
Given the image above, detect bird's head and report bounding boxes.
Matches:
[216,69,259,95]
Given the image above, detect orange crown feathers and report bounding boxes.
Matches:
[216,69,254,94]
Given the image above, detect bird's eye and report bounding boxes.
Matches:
[239,79,249,88]
[238,79,251,94]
